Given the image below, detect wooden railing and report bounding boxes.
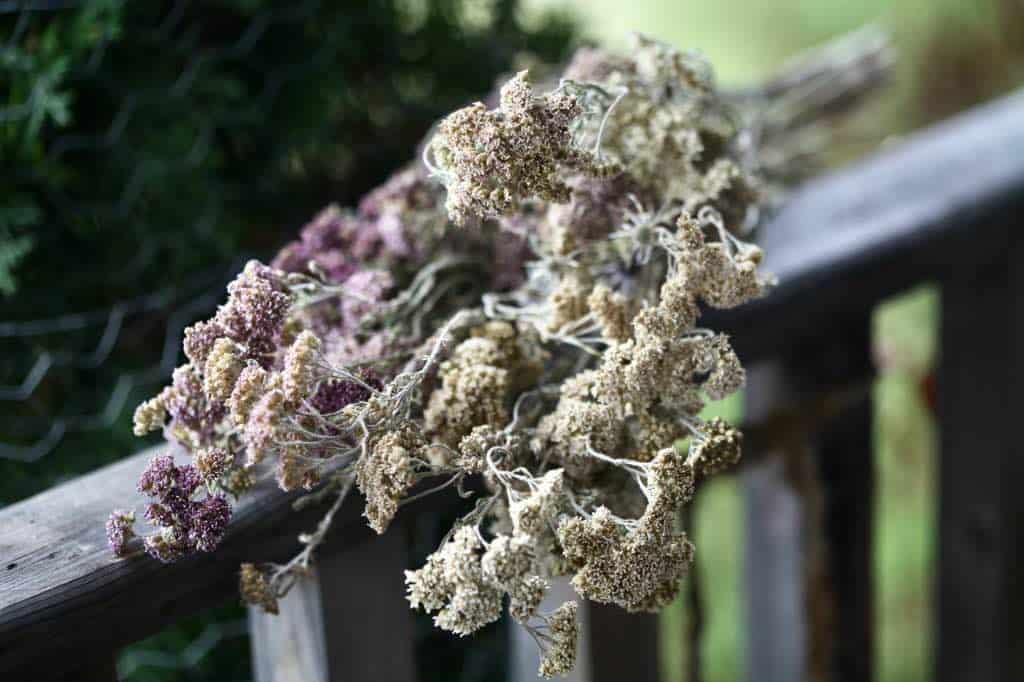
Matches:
[3,89,1024,682]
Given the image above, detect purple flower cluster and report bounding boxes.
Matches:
[106,509,136,557]
[340,269,394,332]
[273,163,532,296]
[184,261,291,368]
[164,364,226,434]
[272,166,436,281]
[272,205,362,282]
[133,453,232,561]
[310,369,383,415]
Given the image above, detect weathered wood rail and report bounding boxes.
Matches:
[3,88,1024,682]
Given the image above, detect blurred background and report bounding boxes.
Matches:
[1,0,1021,680]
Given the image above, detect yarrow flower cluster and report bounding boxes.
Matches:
[109,32,886,677]
[133,453,232,561]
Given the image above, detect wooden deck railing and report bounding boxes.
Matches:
[3,88,1024,682]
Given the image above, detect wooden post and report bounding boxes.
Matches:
[937,239,1024,682]
[743,362,807,682]
[816,396,874,682]
[249,572,329,682]
[249,524,417,682]
[319,527,417,681]
[743,321,874,682]
[588,604,660,682]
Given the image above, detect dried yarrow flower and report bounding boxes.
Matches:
[194,447,231,485]
[355,425,424,534]
[111,30,888,678]
[282,330,321,404]
[106,509,136,557]
[538,601,579,678]
[227,362,269,426]
[133,390,169,436]
[134,452,234,561]
[426,71,606,225]
[240,563,280,615]
[203,338,246,403]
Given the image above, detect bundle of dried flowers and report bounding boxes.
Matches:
[108,32,887,677]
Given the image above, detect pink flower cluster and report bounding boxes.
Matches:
[136,454,231,561]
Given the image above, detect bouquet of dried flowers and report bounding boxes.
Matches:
[108,32,888,677]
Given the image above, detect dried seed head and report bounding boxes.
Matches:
[203,337,246,403]
[106,509,136,557]
[282,330,322,404]
[588,284,633,343]
[693,417,742,478]
[194,447,232,485]
[429,71,599,225]
[240,563,279,615]
[228,362,269,426]
[538,601,579,678]
[356,426,424,533]
[133,390,169,436]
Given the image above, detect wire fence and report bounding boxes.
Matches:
[0,263,238,462]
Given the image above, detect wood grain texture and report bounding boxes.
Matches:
[742,321,873,682]
[936,234,1024,682]
[249,572,328,682]
[2,89,1024,678]
[318,526,417,682]
[743,364,807,682]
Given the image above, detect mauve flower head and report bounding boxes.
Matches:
[136,452,235,558]
[270,241,309,275]
[138,453,177,497]
[183,319,226,365]
[491,228,532,290]
[375,212,415,259]
[216,262,291,363]
[174,463,202,498]
[340,269,394,333]
[311,369,383,415]
[357,166,415,216]
[320,328,393,369]
[315,250,359,283]
[343,216,384,263]
[106,509,136,557]
[271,166,449,299]
[272,207,368,282]
[166,364,227,433]
[356,166,435,260]
[189,495,232,552]
[300,205,347,253]
[273,206,381,281]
